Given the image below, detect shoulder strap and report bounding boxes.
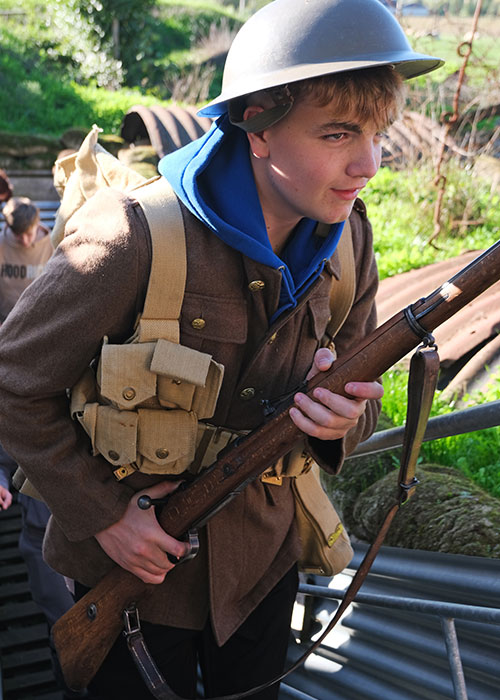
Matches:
[322,218,356,348]
[131,177,186,344]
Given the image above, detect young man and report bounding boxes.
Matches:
[0,0,442,697]
[0,196,53,324]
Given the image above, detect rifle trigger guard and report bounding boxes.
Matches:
[180,529,200,563]
[166,528,200,566]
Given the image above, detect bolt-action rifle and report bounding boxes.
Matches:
[52,240,500,691]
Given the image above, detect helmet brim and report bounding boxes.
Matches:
[199,53,444,119]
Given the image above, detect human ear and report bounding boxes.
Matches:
[243,107,270,158]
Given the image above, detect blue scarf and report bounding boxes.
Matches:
[158,115,343,320]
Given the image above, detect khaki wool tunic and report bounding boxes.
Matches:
[0,224,53,322]
[0,188,380,645]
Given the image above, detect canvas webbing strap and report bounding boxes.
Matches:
[318,219,355,348]
[132,177,186,344]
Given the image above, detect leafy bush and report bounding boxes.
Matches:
[0,28,170,135]
[0,0,240,130]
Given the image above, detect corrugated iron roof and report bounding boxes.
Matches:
[376,250,500,395]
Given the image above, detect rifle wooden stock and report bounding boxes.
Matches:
[52,241,500,691]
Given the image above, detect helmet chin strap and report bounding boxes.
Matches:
[229,85,294,133]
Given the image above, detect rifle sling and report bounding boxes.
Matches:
[124,342,440,700]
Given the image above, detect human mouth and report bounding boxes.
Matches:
[330,188,362,201]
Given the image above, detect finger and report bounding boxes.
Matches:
[289,405,350,440]
[315,348,335,371]
[297,389,365,423]
[0,491,12,510]
[344,381,384,400]
[134,479,184,505]
[131,562,171,585]
[158,531,190,562]
[117,545,177,584]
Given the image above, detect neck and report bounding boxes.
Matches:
[250,154,300,255]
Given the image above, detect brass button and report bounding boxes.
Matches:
[191,318,206,330]
[108,450,120,461]
[240,387,255,400]
[268,332,277,345]
[248,280,265,292]
[156,448,170,460]
[122,387,136,401]
[172,378,182,385]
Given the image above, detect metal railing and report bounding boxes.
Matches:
[281,545,500,700]
[292,582,500,700]
[282,400,500,700]
[347,400,500,459]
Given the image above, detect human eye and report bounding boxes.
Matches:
[324,131,347,142]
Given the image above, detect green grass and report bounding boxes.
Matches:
[363,165,500,280]
[365,161,500,499]
[381,364,500,497]
[0,0,239,133]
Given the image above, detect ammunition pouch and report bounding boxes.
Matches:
[70,338,225,477]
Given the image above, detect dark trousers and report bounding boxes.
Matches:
[75,565,298,700]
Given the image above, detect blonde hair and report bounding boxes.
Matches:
[3,197,40,236]
[288,66,405,130]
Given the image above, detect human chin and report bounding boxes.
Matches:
[317,201,355,225]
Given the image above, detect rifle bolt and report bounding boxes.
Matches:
[87,603,98,621]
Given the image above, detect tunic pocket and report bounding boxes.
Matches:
[307,295,332,342]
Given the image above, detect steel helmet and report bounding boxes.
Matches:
[199,0,443,122]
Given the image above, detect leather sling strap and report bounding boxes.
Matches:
[132,176,186,344]
[124,340,441,699]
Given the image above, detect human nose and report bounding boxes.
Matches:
[346,137,381,180]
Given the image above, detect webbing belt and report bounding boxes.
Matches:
[123,338,440,699]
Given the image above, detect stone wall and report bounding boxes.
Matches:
[0,128,159,200]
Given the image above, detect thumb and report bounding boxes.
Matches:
[306,347,335,380]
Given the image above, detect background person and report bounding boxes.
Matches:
[0,168,13,204]
[0,194,81,697]
[0,196,53,324]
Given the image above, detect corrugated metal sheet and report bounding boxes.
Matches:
[281,545,500,700]
[0,502,63,699]
[376,251,500,395]
[2,484,499,699]
[120,104,212,158]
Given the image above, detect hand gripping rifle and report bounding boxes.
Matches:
[52,241,500,691]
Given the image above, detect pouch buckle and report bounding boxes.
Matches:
[261,472,283,486]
